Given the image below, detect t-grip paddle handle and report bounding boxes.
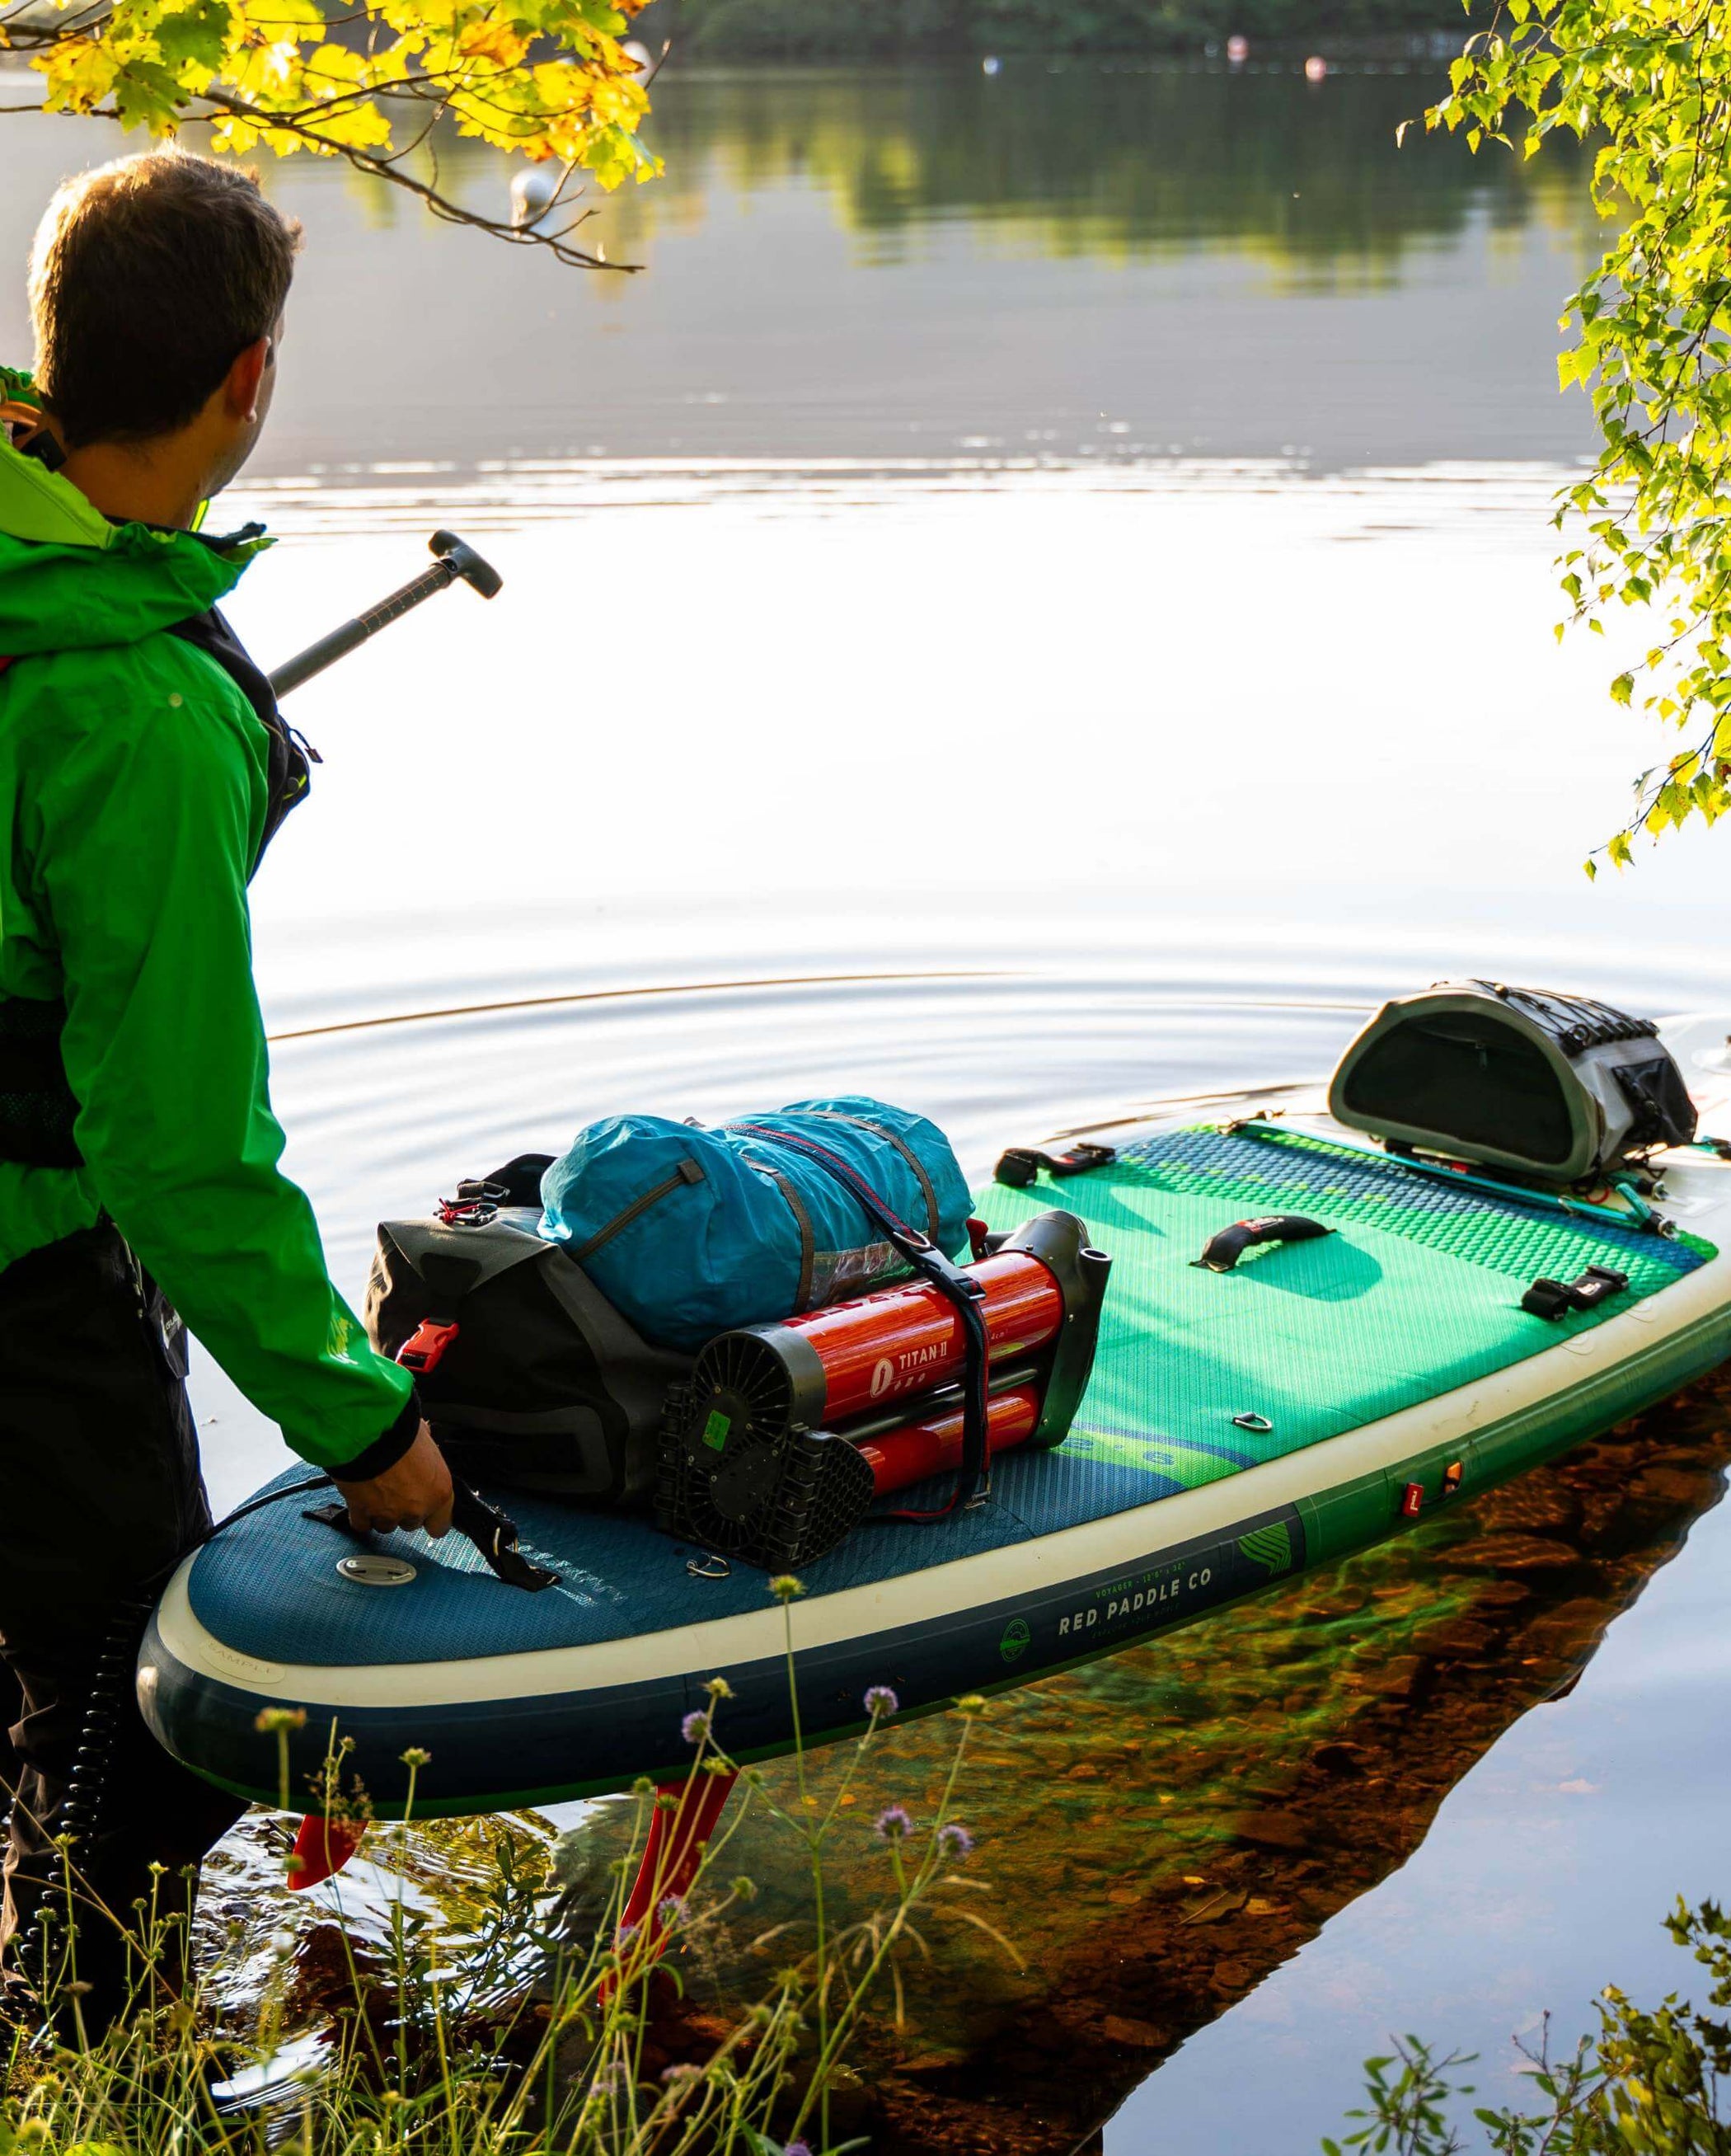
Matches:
[268,529,503,698]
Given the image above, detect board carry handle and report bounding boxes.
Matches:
[304,1476,560,1593]
[1194,1214,1335,1274]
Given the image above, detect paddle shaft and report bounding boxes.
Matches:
[269,555,461,698]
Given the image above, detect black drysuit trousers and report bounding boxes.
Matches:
[0,1224,245,2024]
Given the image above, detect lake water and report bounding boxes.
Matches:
[3,56,1730,2154]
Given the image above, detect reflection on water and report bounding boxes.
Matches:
[189,1366,1731,2155]
[514,1376,1731,2154]
[0,64,1603,467]
[594,64,1595,279]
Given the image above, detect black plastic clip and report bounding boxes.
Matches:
[450,1480,561,1592]
[1520,1264,1630,1322]
[436,1178,508,1228]
[994,1140,1117,1190]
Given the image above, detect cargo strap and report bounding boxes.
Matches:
[725,1121,992,1521]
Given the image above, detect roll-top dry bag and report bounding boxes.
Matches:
[1327,979,1696,1184]
[364,1161,691,1499]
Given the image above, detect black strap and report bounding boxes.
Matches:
[168,605,317,854]
[0,993,80,1167]
[297,1473,558,1592]
[758,1163,817,1311]
[802,1110,942,1239]
[726,1121,992,1521]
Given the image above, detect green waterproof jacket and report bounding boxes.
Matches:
[0,365,415,1474]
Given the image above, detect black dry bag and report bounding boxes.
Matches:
[363,1156,692,1501]
[1328,980,1696,1185]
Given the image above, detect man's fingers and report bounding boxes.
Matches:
[425,1491,454,1539]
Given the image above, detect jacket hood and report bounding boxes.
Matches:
[0,363,270,657]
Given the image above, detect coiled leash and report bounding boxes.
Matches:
[725,1122,994,1521]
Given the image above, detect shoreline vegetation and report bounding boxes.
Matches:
[5,1388,1731,2149]
[653,0,1476,61]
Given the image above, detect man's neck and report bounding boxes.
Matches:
[58,440,206,532]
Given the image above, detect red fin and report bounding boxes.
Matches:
[288,1814,366,1890]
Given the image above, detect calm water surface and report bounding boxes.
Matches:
[2,61,1729,2153]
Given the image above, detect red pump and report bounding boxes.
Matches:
[657,1209,1110,1569]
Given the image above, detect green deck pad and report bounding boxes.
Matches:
[973,1125,1714,1491]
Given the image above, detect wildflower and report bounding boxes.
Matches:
[704,1675,734,1699]
[399,1745,431,1769]
[768,1574,806,1602]
[873,1804,914,1844]
[938,1821,976,1858]
[661,2062,703,2085]
[253,1706,307,1735]
[682,1708,711,1745]
[955,1692,987,1716]
[656,1895,687,1929]
[863,1684,899,1718]
[786,2142,815,2156]
[591,2060,631,2096]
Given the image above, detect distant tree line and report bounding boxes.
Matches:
[659,0,1467,59]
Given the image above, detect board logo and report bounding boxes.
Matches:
[999,1617,1030,1664]
[1238,1521,1294,1576]
[870,1357,895,1400]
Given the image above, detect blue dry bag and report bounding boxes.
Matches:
[537,1097,973,1350]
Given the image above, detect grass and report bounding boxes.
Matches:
[1,1576,1008,2155]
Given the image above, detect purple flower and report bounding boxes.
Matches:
[862,1685,899,1718]
[785,2143,814,2156]
[616,1921,640,1947]
[661,2062,702,2086]
[937,1821,975,1858]
[681,1709,711,1745]
[873,1804,914,1844]
[656,1895,687,1929]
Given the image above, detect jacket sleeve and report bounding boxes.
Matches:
[31,650,418,1475]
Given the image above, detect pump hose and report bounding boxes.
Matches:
[7,1588,156,2009]
[3,1475,328,2021]
[2,1460,545,2022]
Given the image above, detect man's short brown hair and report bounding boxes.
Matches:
[29,150,300,449]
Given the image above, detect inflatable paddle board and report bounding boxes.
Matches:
[138,1020,1731,1819]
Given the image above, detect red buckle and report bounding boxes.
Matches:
[397,1318,458,1374]
[1400,1479,1424,1518]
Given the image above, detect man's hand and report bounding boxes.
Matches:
[333,1422,454,1538]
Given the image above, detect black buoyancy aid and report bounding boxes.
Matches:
[0,608,314,1169]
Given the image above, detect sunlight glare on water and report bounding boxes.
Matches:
[2,59,1729,2154]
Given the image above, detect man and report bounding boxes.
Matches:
[0,149,454,2023]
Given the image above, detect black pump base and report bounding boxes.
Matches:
[655,1389,875,1571]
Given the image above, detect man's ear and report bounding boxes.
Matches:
[223,336,271,424]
